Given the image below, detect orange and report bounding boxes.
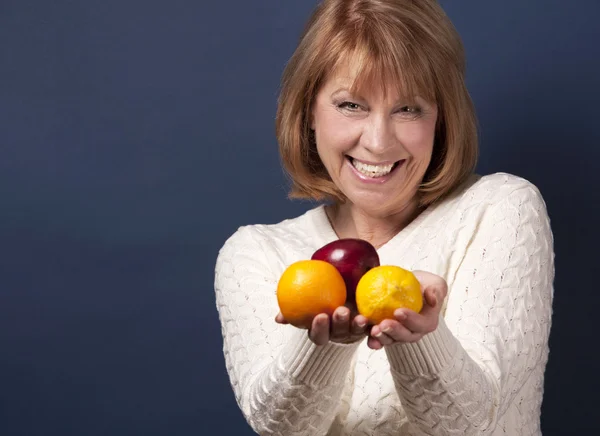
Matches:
[277,259,347,329]
[355,265,423,324]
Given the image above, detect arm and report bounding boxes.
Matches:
[384,184,554,434]
[214,227,361,436]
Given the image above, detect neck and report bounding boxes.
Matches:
[325,200,423,249]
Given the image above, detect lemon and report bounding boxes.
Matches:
[355,265,423,324]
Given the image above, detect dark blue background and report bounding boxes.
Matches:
[1,1,598,434]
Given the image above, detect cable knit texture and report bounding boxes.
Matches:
[214,173,554,436]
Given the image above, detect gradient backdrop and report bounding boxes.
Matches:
[1,0,599,434]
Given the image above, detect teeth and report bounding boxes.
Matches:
[351,159,395,177]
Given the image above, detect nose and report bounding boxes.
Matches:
[361,114,397,156]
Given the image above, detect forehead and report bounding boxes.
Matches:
[319,49,434,103]
[320,56,415,101]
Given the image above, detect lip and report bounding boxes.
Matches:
[347,156,397,166]
[345,157,405,184]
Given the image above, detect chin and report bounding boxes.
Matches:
[343,184,420,217]
[344,194,396,218]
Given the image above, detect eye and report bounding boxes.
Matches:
[338,101,362,111]
[396,105,423,119]
[399,105,422,114]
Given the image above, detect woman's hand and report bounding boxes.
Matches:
[367,270,448,350]
[275,306,370,346]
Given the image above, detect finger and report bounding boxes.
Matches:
[350,314,369,336]
[412,270,448,301]
[424,287,438,307]
[394,307,439,335]
[367,335,384,350]
[331,307,351,338]
[370,328,395,346]
[412,270,431,278]
[275,312,289,324]
[309,314,330,346]
[412,270,445,286]
[378,318,422,342]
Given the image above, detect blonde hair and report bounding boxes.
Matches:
[275,0,478,206]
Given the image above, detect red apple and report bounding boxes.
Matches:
[311,238,380,309]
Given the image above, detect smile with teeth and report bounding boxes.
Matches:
[350,157,398,178]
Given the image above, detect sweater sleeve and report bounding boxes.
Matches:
[214,226,361,436]
[384,183,554,435]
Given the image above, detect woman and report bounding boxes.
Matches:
[214,0,554,435]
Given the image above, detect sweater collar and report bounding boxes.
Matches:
[306,203,436,257]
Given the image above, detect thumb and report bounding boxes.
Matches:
[275,312,289,324]
[412,270,448,300]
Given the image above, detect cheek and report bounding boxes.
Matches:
[398,123,436,157]
[316,114,358,155]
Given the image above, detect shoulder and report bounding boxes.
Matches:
[453,172,548,213]
[450,172,553,241]
[219,206,321,252]
[469,172,544,197]
[216,205,325,275]
[425,172,552,246]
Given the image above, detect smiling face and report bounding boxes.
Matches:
[311,62,438,218]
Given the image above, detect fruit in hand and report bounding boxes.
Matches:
[355,265,423,324]
[276,260,347,329]
[311,239,380,308]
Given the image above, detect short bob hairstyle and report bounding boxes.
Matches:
[276,0,478,206]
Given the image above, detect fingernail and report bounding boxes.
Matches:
[374,331,383,338]
[357,321,366,328]
[395,310,407,321]
[381,327,391,334]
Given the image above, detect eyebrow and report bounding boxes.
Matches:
[330,87,422,106]
[330,87,353,98]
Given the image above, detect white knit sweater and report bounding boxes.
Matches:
[214,173,554,436]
